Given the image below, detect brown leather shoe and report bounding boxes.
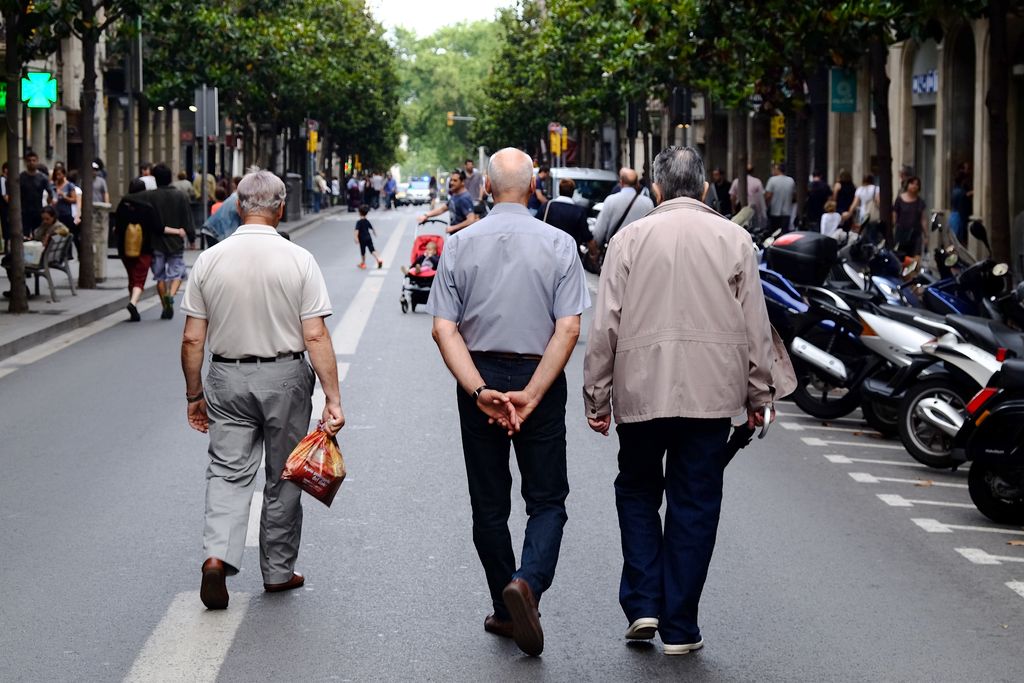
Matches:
[502,578,543,656]
[484,613,514,639]
[264,572,305,593]
[200,558,229,610]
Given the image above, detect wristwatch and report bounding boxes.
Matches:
[472,384,490,400]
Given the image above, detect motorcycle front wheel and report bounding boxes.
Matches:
[968,463,1024,525]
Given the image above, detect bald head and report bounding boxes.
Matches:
[619,167,638,188]
[486,148,535,203]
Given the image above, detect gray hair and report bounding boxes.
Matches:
[487,147,533,198]
[236,170,286,216]
[652,146,706,201]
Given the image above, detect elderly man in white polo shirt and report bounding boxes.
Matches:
[180,170,344,610]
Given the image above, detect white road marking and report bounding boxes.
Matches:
[956,548,1024,566]
[877,493,974,509]
[124,591,251,683]
[802,437,904,450]
[0,298,160,376]
[913,518,1024,536]
[332,221,408,355]
[848,472,967,489]
[955,548,1006,565]
[1007,581,1024,598]
[825,454,930,469]
[310,363,350,426]
[245,492,263,547]
[775,410,864,425]
[782,421,882,436]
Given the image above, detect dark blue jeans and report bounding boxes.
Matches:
[456,355,569,620]
[615,417,729,644]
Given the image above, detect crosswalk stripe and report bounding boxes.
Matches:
[124,592,251,682]
[955,548,1024,565]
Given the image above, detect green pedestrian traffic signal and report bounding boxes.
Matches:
[21,72,57,109]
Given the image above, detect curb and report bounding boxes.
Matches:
[0,284,160,361]
[0,208,341,362]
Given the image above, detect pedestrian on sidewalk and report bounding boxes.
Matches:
[180,170,344,611]
[1,162,10,255]
[427,147,590,657]
[115,178,162,321]
[313,172,327,213]
[584,146,779,656]
[354,204,383,269]
[729,164,767,230]
[139,164,196,320]
[20,150,53,238]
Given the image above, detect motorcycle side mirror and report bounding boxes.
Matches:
[970,221,990,248]
[992,263,1009,277]
[944,253,960,268]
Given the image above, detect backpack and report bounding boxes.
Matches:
[124,222,143,258]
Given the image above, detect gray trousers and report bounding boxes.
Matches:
[202,357,314,584]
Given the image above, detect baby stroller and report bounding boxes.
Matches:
[400,219,446,313]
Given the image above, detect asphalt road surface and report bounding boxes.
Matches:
[2,206,1023,682]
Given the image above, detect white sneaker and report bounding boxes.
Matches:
[663,639,704,655]
[624,617,659,640]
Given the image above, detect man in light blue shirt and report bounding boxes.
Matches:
[428,147,589,657]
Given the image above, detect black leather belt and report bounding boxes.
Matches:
[472,351,543,361]
[211,352,304,363]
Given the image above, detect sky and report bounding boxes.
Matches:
[369,0,511,37]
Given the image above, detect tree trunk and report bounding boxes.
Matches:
[730,108,747,205]
[986,0,1011,263]
[870,33,894,242]
[640,106,651,183]
[78,13,98,289]
[5,11,27,313]
[793,105,810,223]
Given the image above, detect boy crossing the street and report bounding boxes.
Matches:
[354,204,383,270]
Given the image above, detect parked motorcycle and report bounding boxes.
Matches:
[951,359,1024,524]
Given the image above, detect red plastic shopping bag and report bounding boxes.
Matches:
[281,424,346,506]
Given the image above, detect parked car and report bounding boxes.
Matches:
[548,167,619,216]
[394,182,409,206]
[405,179,431,205]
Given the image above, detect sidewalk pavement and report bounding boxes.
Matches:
[0,207,343,361]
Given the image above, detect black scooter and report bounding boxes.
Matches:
[952,359,1024,524]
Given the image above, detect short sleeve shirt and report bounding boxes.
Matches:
[448,191,475,225]
[464,171,484,201]
[427,202,591,356]
[181,224,332,357]
[765,174,795,216]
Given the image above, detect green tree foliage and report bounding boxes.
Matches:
[393,21,500,173]
[141,0,399,167]
[473,2,551,154]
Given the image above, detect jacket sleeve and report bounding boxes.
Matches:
[583,235,626,417]
[737,245,775,408]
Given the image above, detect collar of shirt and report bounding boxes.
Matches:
[233,224,281,237]
[648,196,721,217]
[486,202,531,217]
[552,195,575,204]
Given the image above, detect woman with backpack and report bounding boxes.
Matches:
[115,179,162,321]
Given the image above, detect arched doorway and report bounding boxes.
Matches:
[948,25,976,211]
[911,39,939,209]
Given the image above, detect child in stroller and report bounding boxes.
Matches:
[400,227,444,313]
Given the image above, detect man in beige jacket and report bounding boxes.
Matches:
[583,146,776,655]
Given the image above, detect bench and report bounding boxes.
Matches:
[27,232,76,303]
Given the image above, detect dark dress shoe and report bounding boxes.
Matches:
[200,558,229,610]
[484,613,514,639]
[502,578,544,656]
[264,572,305,593]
